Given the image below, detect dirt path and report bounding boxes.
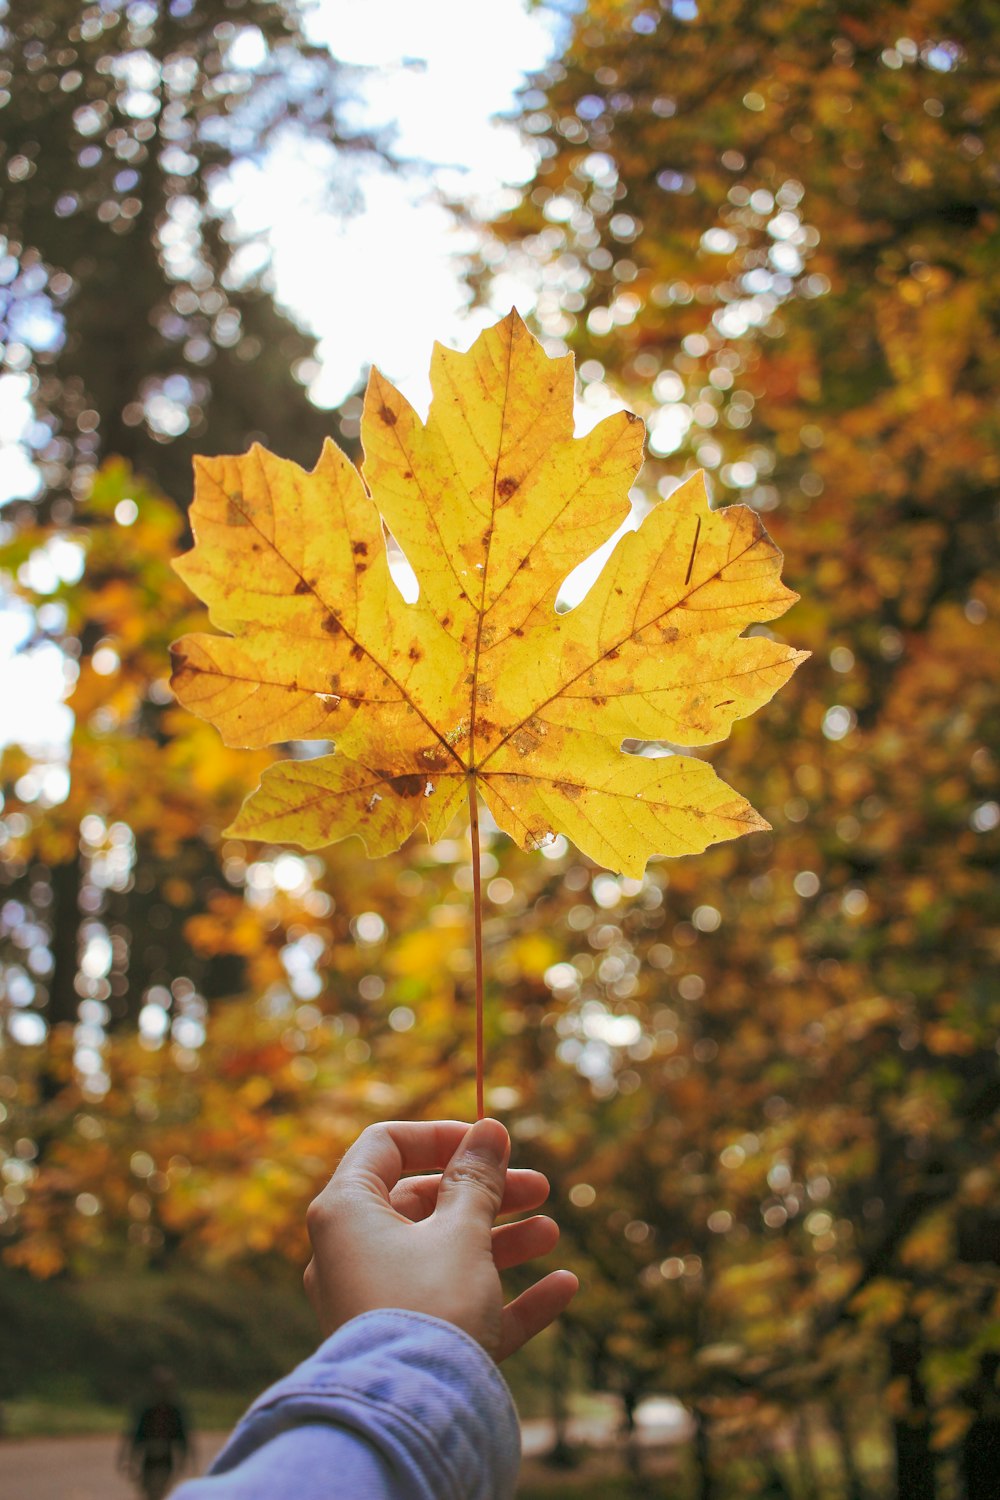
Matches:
[0,1433,228,1500]
[0,1418,682,1497]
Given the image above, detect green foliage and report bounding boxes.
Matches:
[0,1263,317,1407]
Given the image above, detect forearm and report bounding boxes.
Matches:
[172,1310,521,1500]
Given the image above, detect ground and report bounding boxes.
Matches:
[0,1423,688,1499]
[0,1433,227,1500]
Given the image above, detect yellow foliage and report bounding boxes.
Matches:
[932,1405,973,1452]
[899,1209,954,1272]
[851,1276,909,1329]
[388,924,461,980]
[512,932,561,979]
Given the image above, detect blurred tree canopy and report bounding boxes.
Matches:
[2,2,999,1497]
[0,0,378,516]
[0,0,386,1049]
[469,0,1000,1493]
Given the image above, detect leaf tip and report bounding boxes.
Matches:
[667,467,711,513]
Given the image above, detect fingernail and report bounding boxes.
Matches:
[460,1117,509,1163]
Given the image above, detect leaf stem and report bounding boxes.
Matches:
[467,776,485,1121]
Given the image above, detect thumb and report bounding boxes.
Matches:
[436,1117,510,1227]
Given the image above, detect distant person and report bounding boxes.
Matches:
[121,1365,193,1499]
[171,1117,577,1499]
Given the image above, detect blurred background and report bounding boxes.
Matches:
[1,2,998,1497]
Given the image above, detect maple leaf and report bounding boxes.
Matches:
[170,310,805,880]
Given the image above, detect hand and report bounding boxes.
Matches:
[304,1118,579,1362]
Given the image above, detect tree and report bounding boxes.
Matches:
[0,0,384,1052]
[0,0,378,519]
[4,9,999,1493]
[474,2,1000,1493]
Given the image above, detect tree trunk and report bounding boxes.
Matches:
[893,1421,936,1500]
[890,1330,937,1500]
[46,853,81,1029]
[760,1458,794,1498]
[961,1416,1000,1500]
[546,1325,575,1468]
[693,1408,714,1500]
[830,1398,868,1500]
[794,1408,820,1500]
[959,1354,1000,1500]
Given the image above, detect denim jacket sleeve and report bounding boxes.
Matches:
[171,1309,521,1500]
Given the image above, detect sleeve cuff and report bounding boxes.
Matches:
[208,1309,521,1500]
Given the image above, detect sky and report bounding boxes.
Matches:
[226,0,561,411]
[0,0,568,754]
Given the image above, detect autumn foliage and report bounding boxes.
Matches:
[1,1,999,1495]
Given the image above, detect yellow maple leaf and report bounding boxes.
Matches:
[171,310,805,879]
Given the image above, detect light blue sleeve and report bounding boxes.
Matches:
[171,1309,521,1500]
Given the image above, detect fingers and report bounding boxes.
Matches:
[435,1117,510,1226]
[331,1120,474,1201]
[390,1167,550,1224]
[491,1214,559,1271]
[497,1270,579,1363]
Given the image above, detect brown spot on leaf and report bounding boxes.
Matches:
[408,645,422,662]
[513,627,524,637]
[557,781,582,800]
[512,723,541,757]
[389,773,425,797]
[294,578,310,595]
[350,643,365,661]
[322,617,341,635]
[421,748,452,770]
[593,695,607,707]
[607,648,620,661]
[518,556,531,570]
[379,404,397,427]
[497,476,519,501]
[353,541,368,556]
[660,625,679,643]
